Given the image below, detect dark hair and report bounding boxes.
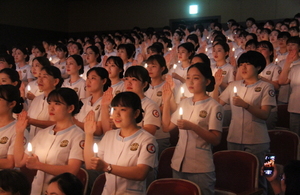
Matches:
[47,88,81,116]
[15,46,29,62]
[277,31,291,39]
[257,41,274,62]
[289,26,300,33]
[188,63,215,92]
[147,44,163,56]
[247,33,258,42]
[117,44,135,59]
[34,44,47,57]
[0,169,31,195]
[265,20,275,28]
[191,53,211,66]
[287,36,300,46]
[48,172,83,195]
[0,68,22,89]
[158,37,172,48]
[187,34,199,51]
[146,54,168,75]
[125,66,150,92]
[245,39,258,49]
[178,42,195,59]
[67,55,84,75]
[32,56,51,68]
[0,85,23,113]
[106,56,124,78]
[86,46,101,63]
[237,51,266,74]
[111,92,144,123]
[213,41,230,58]
[106,38,116,47]
[72,42,83,55]
[95,42,105,55]
[41,66,64,89]
[0,53,16,70]
[246,17,256,24]
[87,67,111,92]
[56,44,68,57]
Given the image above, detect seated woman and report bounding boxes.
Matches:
[84,92,158,195]
[14,88,85,195]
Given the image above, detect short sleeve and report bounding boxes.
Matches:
[137,135,158,168]
[261,83,277,107]
[142,101,161,128]
[208,103,224,132]
[68,131,85,161]
[219,83,233,104]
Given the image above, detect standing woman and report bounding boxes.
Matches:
[74,67,111,142]
[27,66,63,140]
[215,51,276,194]
[0,85,25,169]
[103,56,124,97]
[158,37,172,68]
[14,46,34,86]
[84,92,158,195]
[162,63,223,195]
[25,57,51,105]
[82,46,101,80]
[62,55,86,100]
[14,88,85,195]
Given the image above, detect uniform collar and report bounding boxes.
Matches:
[48,124,76,135]
[0,120,15,132]
[116,129,143,142]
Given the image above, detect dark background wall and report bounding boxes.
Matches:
[0,0,299,48]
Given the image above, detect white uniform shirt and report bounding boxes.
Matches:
[288,64,300,114]
[211,63,235,93]
[0,121,28,159]
[62,78,86,100]
[124,62,133,74]
[145,81,165,107]
[276,51,288,64]
[139,97,168,139]
[111,81,125,97]
[54,61,67,76]
[98,129,158,195]
[16,64,34,82]
[25,80,43,108]
[219,80,276,144]
[259,63,281,82]
[27,94,49,140]
[168,62,189,98]
[171,97,223,173]
[28,125,84,195]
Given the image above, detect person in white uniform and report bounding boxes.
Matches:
[82,46,101,80]
[74,67,111,142]
[103,56,124,97]
[278,36,300,135]
[14,88,85,195]
[84,91,158,195]
[25,57,51,106]
[27,66,64,140]
[0,85,27,169]
[14,46,34,86]
[53,44,68,79]
[215,51,276,195]
[117,44,135,74]
[162,62,223,195]
[62,55,86,100]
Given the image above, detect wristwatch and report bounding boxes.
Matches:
[106,164,112,173]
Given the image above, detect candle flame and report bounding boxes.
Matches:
[173,64,177,69]
[179,107,183,115]
[27,85,31,91]
[233,86,237,94]
[28,142,32,152]
[181,87,184,94]
[93,143,98,154]
[144,63,148,68]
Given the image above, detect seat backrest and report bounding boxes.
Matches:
[269,130,299,165]
[20,166,37,184]
[276,104,289,128]
[76,168,88,195]
[213,150,259,193]
[147,178,201,195]
[157,147,175,179]
[90,173,106,195]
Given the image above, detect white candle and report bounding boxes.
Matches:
[233,86,237,96]
[179,107,183,119]
[232,47,235,52]
[144,63,148,68]
[181,87,184,97]
[27,142,32,156]
[27,85,31,92]
[168,47,172,51]
[49,57,52,62]
[173,64,177,69]
[205,48,208,52]
[275,58,278,64]
[93,143,98,157]
[79,74,83,78]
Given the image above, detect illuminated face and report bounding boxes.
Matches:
[238,63,259,80]
[191,56,204,65]
[146,61,165,79]
[56,49,66,59]
[287,42,300,52]
[251,24,258,34]
[270,31,279,43]
[177,46,191,62]
[37,69,58,92]
[86,70,105,93]
[104,59,122,79]
[31,59,43,77]
[0,73,14,86]
[14,49,27,63]
[124,76,145,95]
[280,25,289,32]
[48,98,72,122]
[69,44,80,55]
[117,48,128,62]
[257,46,272,62]
[66,57,81,76]
[212,44,228,62]
[46,182,65,195]
[186,67,208,94]
[86,48,98,64]
[0,60,11,70]
[278,37,288,48]
[112,106,137,129]
[34,48,44,57]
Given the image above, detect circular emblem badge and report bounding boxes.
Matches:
[130,143,139,151]
[199,110,207,118]
[216,112,223,121]
[152,110,160,118]
[60,140,69,147]
[147,143,156,154]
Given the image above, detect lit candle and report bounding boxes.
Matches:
[27,142,32,156]
[49,57,52,61]
[232,47,235,52]
[275,58,278,64]
[110,108,113,118]
[27,85,31,92]
[93,143,98,157]
[233,86,237,96]
[144,63,148,68]
[205,48,208,52]
[79,74,83,78]
[207,36,209,40]
[181,87,184,97]
[168,47,172,51]
[179,107,183,119]
[173,64,177,70]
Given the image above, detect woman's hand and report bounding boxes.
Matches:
[286,49,298,64]
[162,82,173,102]
[214,69,223,86]
[102,87,113,106]
[177,119,195,130]
[165,75,175,90]
[26,154,41,170]
[16,111,28,134]
[26,91,36,100]
[90,157,107,171]
[232,96,248,108]
[84,111,96,135]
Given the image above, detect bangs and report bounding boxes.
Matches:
[124,67,143,81]
[111,94,132,108]
[111,91,142,111]
[47,91,65,104]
